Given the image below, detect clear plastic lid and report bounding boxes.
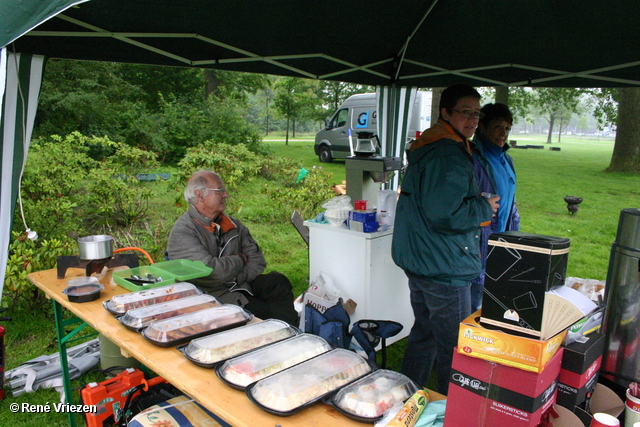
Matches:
[218,333,331,388]
[247,348,372,414]
[104,282,202,314]
[332,369,420,420]
[119,294,220,330]
[185,319,298,366]
[143,304,252,345]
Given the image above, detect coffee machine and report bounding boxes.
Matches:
[345,156,402,207]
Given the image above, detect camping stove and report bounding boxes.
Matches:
[56,254,139,279]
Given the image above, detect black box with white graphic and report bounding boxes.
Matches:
[480,231,571,339]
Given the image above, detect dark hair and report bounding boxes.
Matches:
[439,84,481,119]
[479,103,513,126]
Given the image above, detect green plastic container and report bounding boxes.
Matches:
[112,260,212,291]
[152,260,213,282]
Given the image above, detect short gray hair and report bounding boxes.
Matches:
[184,171,220,203]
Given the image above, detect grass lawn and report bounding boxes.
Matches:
[2,132,636,426]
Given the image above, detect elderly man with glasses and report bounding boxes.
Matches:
[167,170,298,325]
[391,84,499,394]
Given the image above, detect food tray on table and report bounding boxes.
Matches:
[103,282,202,315]
[328,369,420,423]
[141,304,252,347]
[112,259,212,291]
[117,294,220,331]
[215,333,332,390]
[245,348,373,416]
[179,319,299,368]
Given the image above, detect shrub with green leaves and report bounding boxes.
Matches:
[178,142,263,189]
[263,166,336,222]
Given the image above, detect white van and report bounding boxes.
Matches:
[314,91,432,162]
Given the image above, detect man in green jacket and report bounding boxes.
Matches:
[167,170,298,325]
[392,84,498,394]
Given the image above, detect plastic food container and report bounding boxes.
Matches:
[142,304,253,347]
[62,277,104,303]
[151,260,213,282]
[181,319,299,368]
[111,265,178,291]
[246,348,372,416]
[330,369,420,423]
[216,333,331,390]
[118,294,220,331]
[103,282,202,315]
[112,260,212,291]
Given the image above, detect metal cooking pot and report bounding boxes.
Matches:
[78,235,114,260]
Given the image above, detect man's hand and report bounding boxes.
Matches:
[234,252,248,264]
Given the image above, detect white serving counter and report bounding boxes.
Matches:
[304,221,414,345]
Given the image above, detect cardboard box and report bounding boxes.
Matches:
[564,305,605,345]
[458,311,566,373]
[550,383,624,427]
[481,231,574,339]
[556,368,599,409]
[347,219,379,233]
[560,333,605,386]
[349,209,377,223]
[444,346,563,427]
[556,333,605,409]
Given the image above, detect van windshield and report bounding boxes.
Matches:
[331,109,348,128]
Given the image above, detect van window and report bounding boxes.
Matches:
[332,108,348,128]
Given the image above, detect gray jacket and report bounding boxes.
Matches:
[166,205,266,304]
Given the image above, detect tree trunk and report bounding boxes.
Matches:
[285,115,290,145]
[204,69,221,98]
[430,87,445,124]
[495,86,509,104]
[546,115,555,144]
[607,87,640,173]
[557,117,563,143]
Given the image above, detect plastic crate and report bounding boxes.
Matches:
[112,260,212,291]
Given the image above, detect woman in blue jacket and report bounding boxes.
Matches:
[471,103,521,311]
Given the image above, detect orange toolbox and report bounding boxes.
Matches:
[81,368,166,427]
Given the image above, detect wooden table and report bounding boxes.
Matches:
[29,267,444,427]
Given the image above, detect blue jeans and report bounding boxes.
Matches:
[401,274,472,395]
[470,279,484,312]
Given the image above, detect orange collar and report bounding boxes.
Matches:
[411,119,471,154]
[192,213,236,234]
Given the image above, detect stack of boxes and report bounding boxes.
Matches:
[348,200,379,232]
[444,231,609,427]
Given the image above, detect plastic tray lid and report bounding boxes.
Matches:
[246,348,372,415]
[150,259,213,282]
[118,294,220,330]
[111,265,178,291]
[218,333,332,388]
[331,369,420,422]
[143,304,253,344]
[184,319,299,366]
[103,282,202,315]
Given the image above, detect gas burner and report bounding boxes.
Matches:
[57,254,139,279]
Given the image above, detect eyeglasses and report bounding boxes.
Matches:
[453,109,485,119]
[206,187,228,195]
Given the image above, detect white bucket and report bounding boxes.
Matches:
[625,389,640,427]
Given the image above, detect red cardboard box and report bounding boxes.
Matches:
[444,346,563,427]
[556,332,605,410]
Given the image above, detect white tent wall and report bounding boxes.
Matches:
[377,85,417,190]
[0,49,45,302]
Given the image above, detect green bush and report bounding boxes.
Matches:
[3,232,75,308]
[178,142,263,190]
[263,166,336,222]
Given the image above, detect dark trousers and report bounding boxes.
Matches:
[401,273,472,395]
[243,271,299,326]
